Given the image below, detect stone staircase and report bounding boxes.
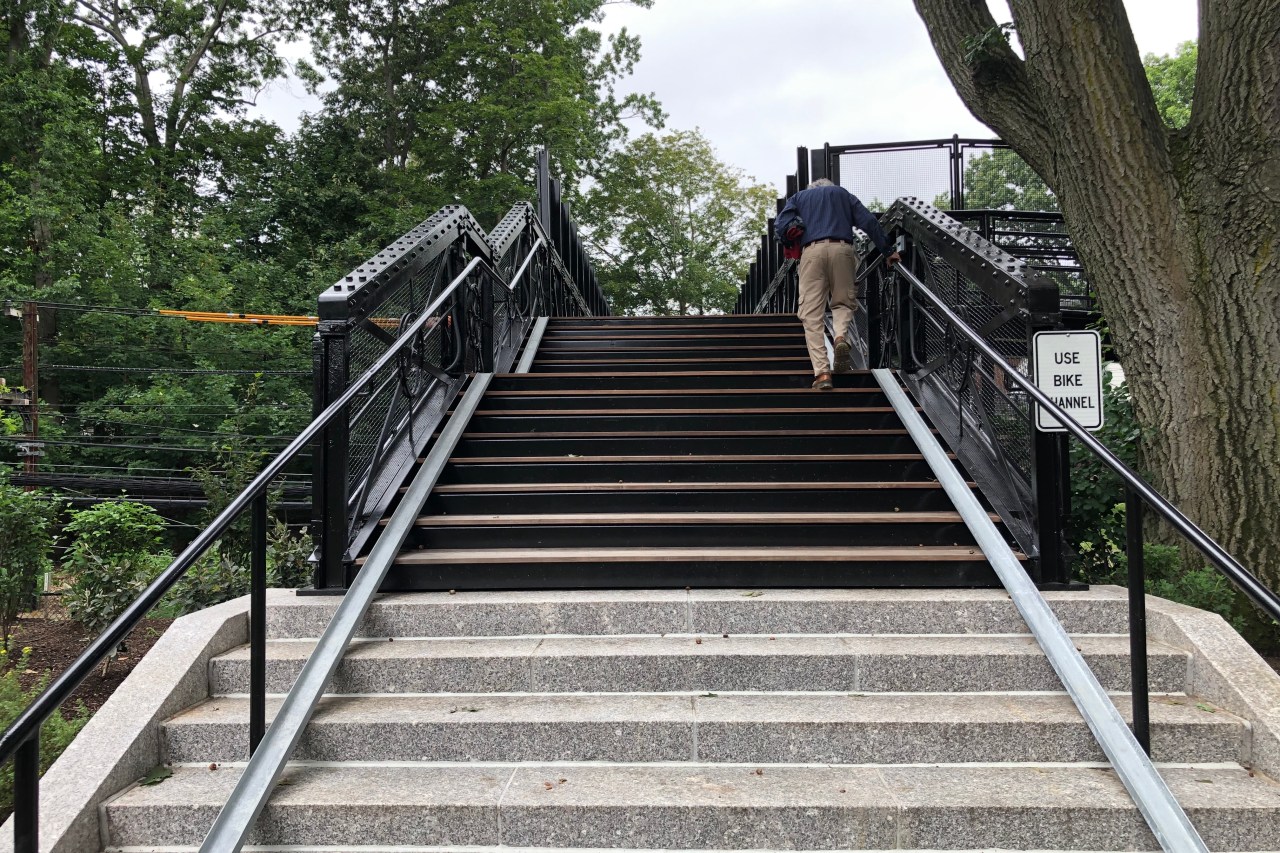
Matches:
[100,588,1280,851]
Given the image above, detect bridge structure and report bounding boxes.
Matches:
[2,143,1280,853]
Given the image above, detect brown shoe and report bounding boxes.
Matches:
[811,371,834,391]
[833,337,853,373]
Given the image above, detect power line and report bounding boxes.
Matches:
[40,364,311,376]
[0,436,306,455]
[52,413,305,438]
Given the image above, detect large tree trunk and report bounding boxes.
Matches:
[913,0,1280,602]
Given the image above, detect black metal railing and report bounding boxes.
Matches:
[0,155,604,851]
[887,251,1280,750]
[734,188,1280,751]
[948,209,1094,317]
[871,198,1067,580]
[734,137,1097,320]
[312,151,605,589]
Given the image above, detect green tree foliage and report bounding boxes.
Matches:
[578,130,775,316]
[0,649,89,816]
[1145,41,1196,129]
[0,472,53,651]
[290,0,662,236]
[62,501,171,632]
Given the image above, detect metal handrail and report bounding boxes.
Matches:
[197,241,553,851]
[894,261,1280,623]
[0,243,546,852]
[874,367,1208,852]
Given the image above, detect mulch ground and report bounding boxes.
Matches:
[4,604,172,717]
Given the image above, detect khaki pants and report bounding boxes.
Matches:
[797,240,858,375]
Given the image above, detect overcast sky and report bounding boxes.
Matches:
[255,1,1198,197]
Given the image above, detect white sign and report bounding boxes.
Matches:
[1033,330,1104,432]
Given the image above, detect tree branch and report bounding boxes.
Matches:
[912,0,1054,179]
[1191,0,1280,152]
[166,0,231,149]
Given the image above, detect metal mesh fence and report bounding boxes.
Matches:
[958,147,1057,212]
[914,242,1034,488]
[837,145,953,210]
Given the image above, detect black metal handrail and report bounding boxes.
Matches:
[0,190,596,851]
[893,258,1280,748]
[0,256,473,852]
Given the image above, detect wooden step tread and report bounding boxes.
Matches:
[445,454,938,465]
[408,512,990,526]
[459,429,917,439]
[535,357,811,364]
[388,546,999,565]
[543,333,802,341]
[541,342,805,349]
[483,388,882,397]
[429,481,957,494]
[471,407,905,416]
[497,370,866,378]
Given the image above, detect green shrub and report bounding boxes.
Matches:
[0,649,90,816]
[62,501,172,633]
[1069,379,1141,583]
[1066,380,1251,634]
[1113,543,1245,632]
[160,521,311,617]
[0,473,54,652]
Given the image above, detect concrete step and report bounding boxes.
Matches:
[210,634,1188,696]
[263,588,1131,640]
[103,762,1280,850]
[163,692,1244,765]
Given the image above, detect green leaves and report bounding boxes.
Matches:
[577,129,774,316]
[1144,42,1196,130]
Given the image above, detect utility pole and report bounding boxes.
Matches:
[21,301,40,485]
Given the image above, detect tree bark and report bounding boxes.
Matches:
[913,0,1280,599]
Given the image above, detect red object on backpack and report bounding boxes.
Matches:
[782,222,804,260]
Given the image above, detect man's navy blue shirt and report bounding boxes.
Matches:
[775,184,891,254]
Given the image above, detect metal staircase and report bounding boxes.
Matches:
[374,314,1012,591]
[4,144,1280,853]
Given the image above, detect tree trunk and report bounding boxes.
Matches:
[913,0,1280,602]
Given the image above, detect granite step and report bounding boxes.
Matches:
[103,762,1280,850]
[162,692,1244,765]
[209,634,1189,696]
[262,588,1132,640]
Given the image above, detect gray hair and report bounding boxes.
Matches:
[808,178,834,189]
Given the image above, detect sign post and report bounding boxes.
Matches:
[1033,330,1104,433]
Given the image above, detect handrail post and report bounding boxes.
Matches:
[250,492,268,755]
[1127,486,1151,754]
[313,321,350,591]
[896,249,916,372]
[950,134,964,210]
[14,728,38,853]
[479,266,495,372]
[1028,282,1070,585]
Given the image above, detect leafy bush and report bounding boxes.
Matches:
[0,473,54,652]
[1066,380,1251,633]
[0,648,89,817]
[160,522,312,617]
[1070,379,1142,582]
[62,501,171,633]
[1111,543,1245,632]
